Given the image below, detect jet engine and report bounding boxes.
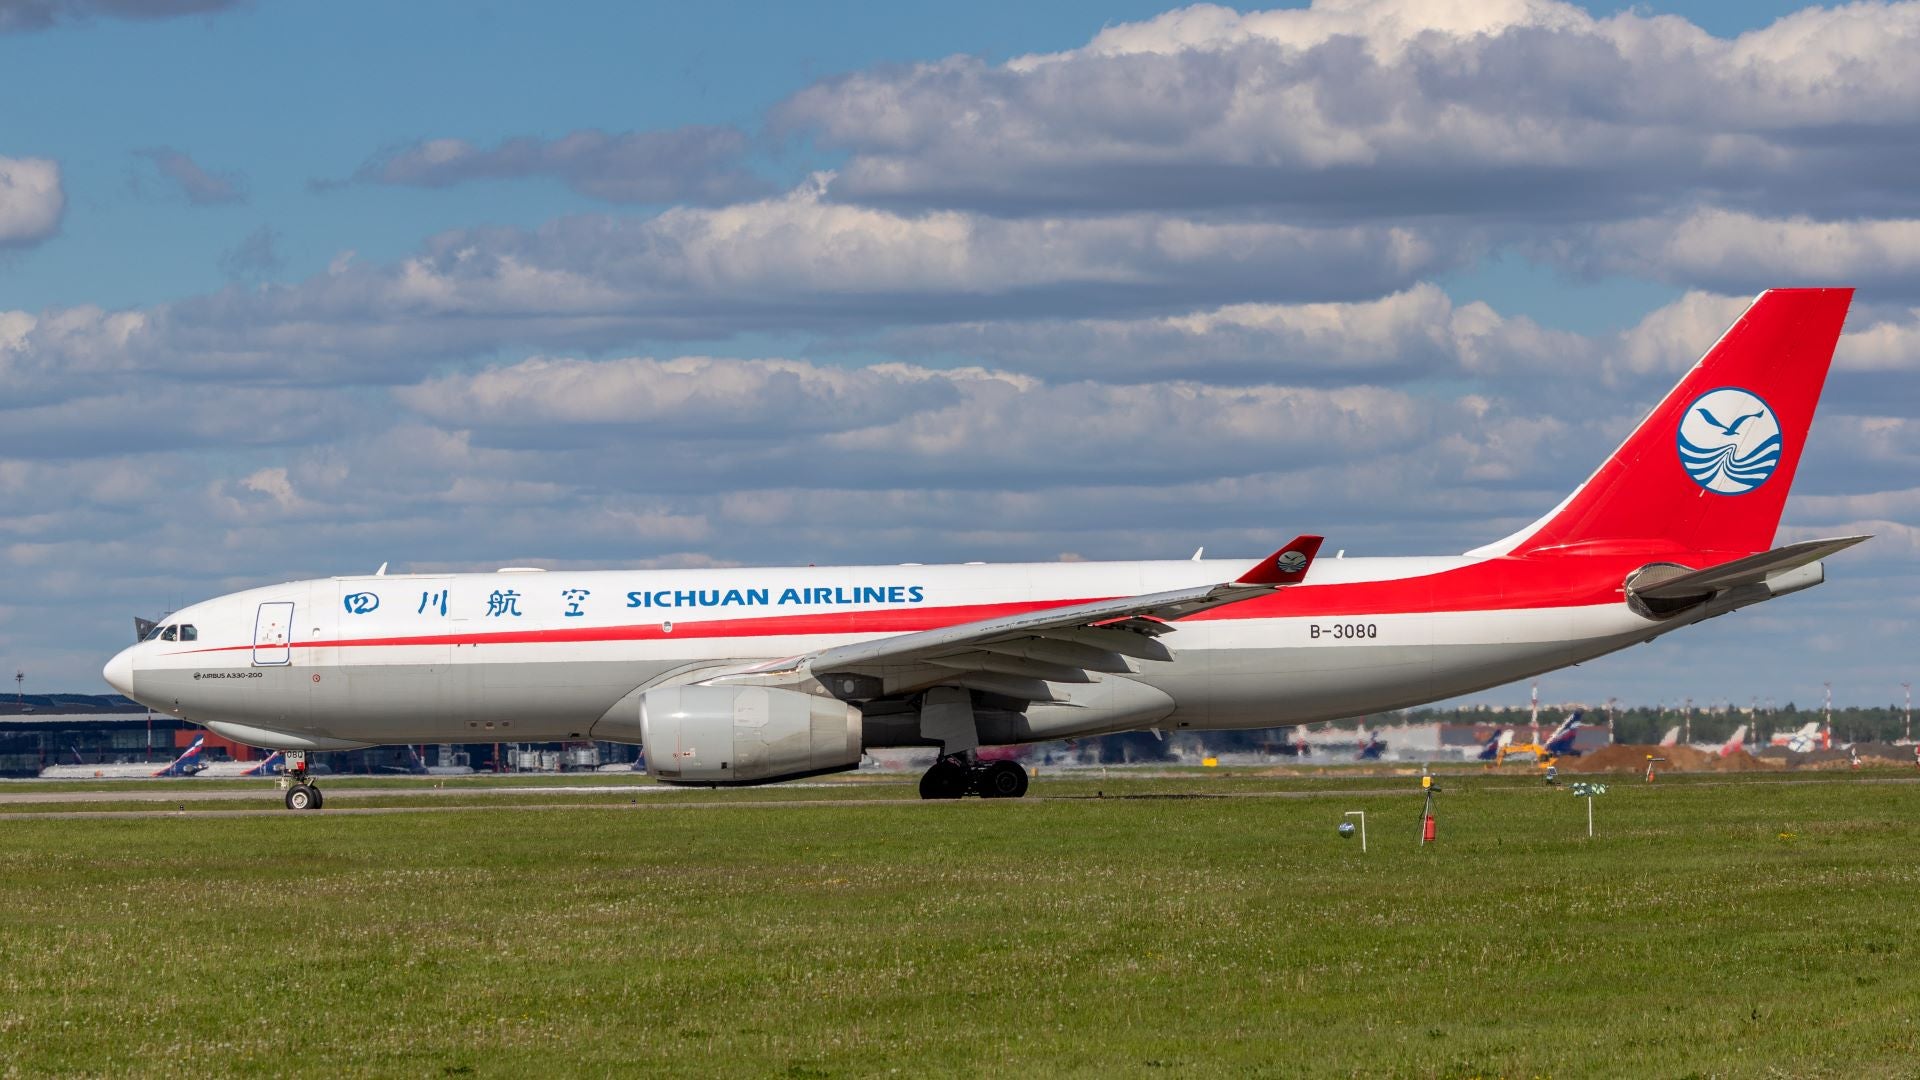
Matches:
[640,684,862,785]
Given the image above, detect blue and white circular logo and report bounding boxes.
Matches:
[1676,387,1783,495]
[1276,550,1308,573]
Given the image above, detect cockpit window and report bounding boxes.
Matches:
[178,625,197,642]
[144,623,167,641]
[160,625,177,642]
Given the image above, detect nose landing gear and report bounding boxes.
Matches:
[278,750,323,810]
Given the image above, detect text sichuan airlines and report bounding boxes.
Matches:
[626,584,928,610]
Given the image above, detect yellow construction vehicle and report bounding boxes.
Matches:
[1495,742,1559,768]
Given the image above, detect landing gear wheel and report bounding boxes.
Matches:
[284,783,320,811]
[980,760,1029,799]
[918,759,968,800]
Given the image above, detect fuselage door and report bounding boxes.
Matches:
[253,601,295,666]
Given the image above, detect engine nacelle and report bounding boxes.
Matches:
[640,685,862,785]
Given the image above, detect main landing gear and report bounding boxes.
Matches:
[918,755,1030,800]
[278,750,323,811]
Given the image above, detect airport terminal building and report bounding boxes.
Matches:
[0,694,640,777]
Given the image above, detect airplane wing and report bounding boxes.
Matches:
[1631,535,1870,600]
[723,536,1323,701]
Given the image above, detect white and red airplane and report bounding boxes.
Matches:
[1769,720,1831,753]
[39,734,206,779]
[1706,725,1749,757]
[102,289,1867,809]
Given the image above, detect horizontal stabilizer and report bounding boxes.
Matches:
[1632,535,1870,600]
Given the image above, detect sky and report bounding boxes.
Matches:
[2,0,1916,709]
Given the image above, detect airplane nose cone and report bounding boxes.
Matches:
[103,647,136,697]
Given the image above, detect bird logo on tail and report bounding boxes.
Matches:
[1677,387,1782,495]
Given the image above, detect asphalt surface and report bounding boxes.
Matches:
[4,773,1914,821]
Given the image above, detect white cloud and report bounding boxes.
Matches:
[0,156,63,247]
[388,350,1526,496]
[0,380,372,459]
[874,283,1596,384]
[238,466,300,509]
[0,305,153,403]
[0,180,1465,399]
[1837,306,1920,372]
[1611,289,1753,377]
[1574,210,1920,291]
[399,355,969,434]
[623,178,1449,299]
[777,0,1920,222]
[1016,0,1598,67]
[867,284,1794,389]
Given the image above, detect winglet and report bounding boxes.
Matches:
[1235,535,1324,585]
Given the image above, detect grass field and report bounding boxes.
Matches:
[1,770,1915,1077]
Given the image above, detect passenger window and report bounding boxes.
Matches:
[179,625,198,642]
[161,626,177,642]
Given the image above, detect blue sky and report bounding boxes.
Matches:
[6,0,1190,309]
[2,0,1916,708]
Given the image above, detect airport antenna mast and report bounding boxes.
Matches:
[12,669,20,705]
[1903,682,1911,744]
[1529,681,1540,745]
[1823,681,1833,739]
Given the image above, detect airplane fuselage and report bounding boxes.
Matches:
[105,550,1782,753]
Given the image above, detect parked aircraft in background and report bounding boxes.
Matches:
[1658,726,1682,747]
[1493,709,1584,764]
[1770,721,1830,753]
[40,735,206,778]
[1701,725,1749,757]
[196,750,286,777]
[99,289,1869,809]
[1271,729,1313,758]
[1355,724,1387,760]
[1475,728,1514,762]
[1541,710,1585,758]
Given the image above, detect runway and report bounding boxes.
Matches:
[1,783,683,805]
[5,774,1913,821]
[0,773,1441,819]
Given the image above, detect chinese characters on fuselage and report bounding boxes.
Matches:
[336,582,931,619]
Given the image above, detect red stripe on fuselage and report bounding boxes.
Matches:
[172,551,1675,656]
[178,598,1100,655]
[1188,549,1669,622]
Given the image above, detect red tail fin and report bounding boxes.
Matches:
[1483,288,1852,559]
[1236,534,1324,585]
